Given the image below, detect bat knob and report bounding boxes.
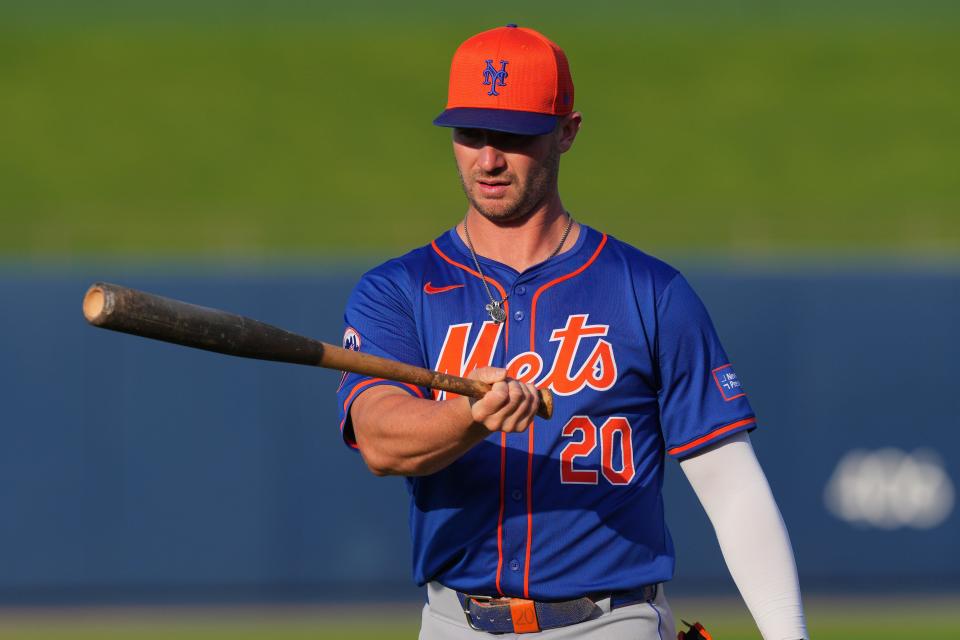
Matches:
[536,389,554,419]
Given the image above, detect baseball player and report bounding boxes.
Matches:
[337,25,808,640]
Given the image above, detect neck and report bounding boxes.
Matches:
[459,198,580,272]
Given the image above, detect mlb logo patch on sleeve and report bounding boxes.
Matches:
[712,364,746,401]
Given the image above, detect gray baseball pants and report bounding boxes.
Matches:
[419,582,676,640]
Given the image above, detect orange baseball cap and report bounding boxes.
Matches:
[433,24,574,136]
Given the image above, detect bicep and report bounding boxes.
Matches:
[351,385,411,439]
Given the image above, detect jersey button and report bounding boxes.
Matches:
[515,285,526,295]
[509,559,520,571]
[513,310,524,321]
[511,489,522,501]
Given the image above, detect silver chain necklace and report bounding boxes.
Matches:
[462,212,574,324]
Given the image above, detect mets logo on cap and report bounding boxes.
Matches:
[433,24,575,136]
[483,60,508,96]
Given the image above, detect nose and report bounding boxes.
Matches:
[478,141,507,173]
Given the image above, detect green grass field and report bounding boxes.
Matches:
[0,597,958,639]
[1,1,958,258]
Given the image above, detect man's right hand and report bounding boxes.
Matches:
[466,367,541,433]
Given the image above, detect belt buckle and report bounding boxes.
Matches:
[460,593,511,631]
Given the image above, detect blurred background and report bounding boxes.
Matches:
[1,0,957,638]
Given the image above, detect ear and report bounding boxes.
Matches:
[557,112,582,153]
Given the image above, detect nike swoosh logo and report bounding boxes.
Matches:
[424,282,465,295]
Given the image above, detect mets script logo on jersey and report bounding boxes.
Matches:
[433,314,617,398]
[482,59,509,96]
[712,363,746,401]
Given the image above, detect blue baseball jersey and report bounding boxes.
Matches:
[336,224,756,601]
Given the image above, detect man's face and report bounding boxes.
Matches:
[452,127,562,223]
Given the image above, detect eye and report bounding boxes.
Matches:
[496,132,528,149]
[454,128,484,146]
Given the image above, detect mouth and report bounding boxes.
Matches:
[476,179,511,197]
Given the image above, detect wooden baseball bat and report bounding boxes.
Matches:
[82,282,554,419]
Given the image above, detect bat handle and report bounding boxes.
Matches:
[463,385,555,420]
[430,373,554,419]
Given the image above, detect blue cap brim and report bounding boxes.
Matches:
[433,108,558,135]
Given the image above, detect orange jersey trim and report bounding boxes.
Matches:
[529,234,608,346]
[339,378,425,448]
[523,422,535,598]
[667,417,757,457]
[431,240,510,347]
[495,431,507,596]
[342,378,424,415]
[431,238,512,594]
[523,232,608,598]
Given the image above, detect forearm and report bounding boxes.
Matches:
[351,387,490,476]
[680,433,808,640]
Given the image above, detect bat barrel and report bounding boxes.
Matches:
[83,282,327,366]
[83,282,554,419]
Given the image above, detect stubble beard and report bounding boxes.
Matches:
[457,144,561,225]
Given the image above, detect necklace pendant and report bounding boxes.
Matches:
[485,301,507,324]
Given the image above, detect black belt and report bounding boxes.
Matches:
[456,584,658,634]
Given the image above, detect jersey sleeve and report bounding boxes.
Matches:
[656,273,756,459]
[336,262,429,450]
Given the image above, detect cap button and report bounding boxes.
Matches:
[505,23,518,28]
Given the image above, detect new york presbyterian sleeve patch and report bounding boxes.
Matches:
[712,364,746,401]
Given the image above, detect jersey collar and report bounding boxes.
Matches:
[440,221,596,281]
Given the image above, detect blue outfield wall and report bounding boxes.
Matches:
[0,265,957,603]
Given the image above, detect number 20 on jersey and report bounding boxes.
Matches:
[559,416,636,485]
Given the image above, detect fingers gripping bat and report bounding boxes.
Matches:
[82,283,554,419]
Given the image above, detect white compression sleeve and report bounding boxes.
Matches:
[679,432,808,640]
